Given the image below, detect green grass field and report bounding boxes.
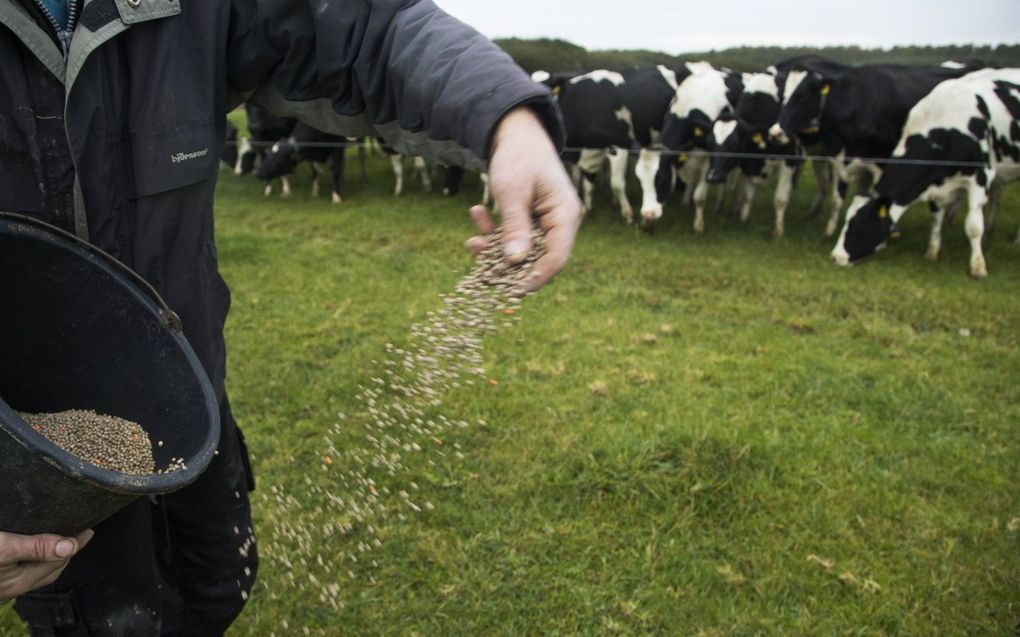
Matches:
[3,151,1019,636]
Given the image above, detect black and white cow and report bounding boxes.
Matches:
[256,123,348,204]
[556,63,712,225]
[648,64,743,232]
[237,104,298,195]
[704,73,800,236]
[770,62,978,236]
[831,68,1020,277]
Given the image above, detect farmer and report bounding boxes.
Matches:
[0,0,580,633]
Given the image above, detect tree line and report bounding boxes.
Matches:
[494,38,1020,74]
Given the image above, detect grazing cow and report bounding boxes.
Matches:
[649,64,744,232]
[256,123,347,204]
[237,104,298,196]
[556,63,711,224]
[770,62,977,235]
[831,68,1020,277]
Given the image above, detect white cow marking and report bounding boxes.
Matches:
[657,65,679,91]
[571,70,625,86]
[531,70,551,84]
[614,107,636,143]
[712,119,739,147]
[783,70,808,104]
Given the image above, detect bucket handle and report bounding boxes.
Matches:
[0,212,184,334]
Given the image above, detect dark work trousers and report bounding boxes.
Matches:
[13,398,258,636]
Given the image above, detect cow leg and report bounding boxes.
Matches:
[310,162,321,198]
[280,176,292,198]
[825,178,848,238]
[807,158,831,218]
[331,148,345,205]
[965,186,988,278]
[925,203,946,260]
[692,160,710,234]
[263,182,273,197]
[480,172,492,206]
[985,179,1005,235]
[773,163,795,238]
[569,163,582,192]
[739,177,757,223]
[578,149,605,215]
[414,157,432,193]
[635,148,662,227]
[607,149,633,224]
[390,155,404,196]
[714,172,733,216]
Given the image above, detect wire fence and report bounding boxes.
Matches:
[223,139,988,169]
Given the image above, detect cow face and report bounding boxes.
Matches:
[653,154,679,207]
[256,139,300,181]
[831,195,896,265]
[661,109,713,152]
[775,70,829,142]
[707,114,745,183]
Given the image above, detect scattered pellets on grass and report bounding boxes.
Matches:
[257,228,547,616]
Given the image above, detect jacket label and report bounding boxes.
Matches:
[170,148,210,164]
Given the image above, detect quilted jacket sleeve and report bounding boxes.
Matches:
[225,0,563,171]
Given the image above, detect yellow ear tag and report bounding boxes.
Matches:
[821,83,831,96]
[679,153,688,163]
[552,86,561,97]
[878,205,888,219]
[694,127,703,137]
[752,133,766,149]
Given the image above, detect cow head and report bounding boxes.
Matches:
[707,113,759,184]
[256,138,300,181]
[831,195,900,265]
[772,70,831,143]
[661,108,714,153]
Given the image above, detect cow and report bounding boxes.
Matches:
[556,62,713,225]
[648,64,744,233]
[831,68,1020,278]
[237,104,298,196]
[704,73,801,237]
[256,123,348,204]
[770,62,978,236]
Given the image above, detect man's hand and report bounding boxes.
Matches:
[468,107,582,294]
[0,529,94,604]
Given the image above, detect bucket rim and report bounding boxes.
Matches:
[0,214,221,495]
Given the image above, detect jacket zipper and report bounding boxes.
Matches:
[31,0,80,63]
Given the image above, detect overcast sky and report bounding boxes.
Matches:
[435,0,1019,53]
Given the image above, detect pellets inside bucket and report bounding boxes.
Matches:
[18,409,169,475]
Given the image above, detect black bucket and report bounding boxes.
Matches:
[0,213,220,536]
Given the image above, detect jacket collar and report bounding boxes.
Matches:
[0,0,181,85]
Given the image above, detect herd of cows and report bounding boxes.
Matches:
[223,56,1020,278]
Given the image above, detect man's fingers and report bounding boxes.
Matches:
[8,559,69,594]
[29,561,71,590]
[496,193,535,265]
[0,532,81,564]
[464,235,489,255]
[469,205,495,235]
